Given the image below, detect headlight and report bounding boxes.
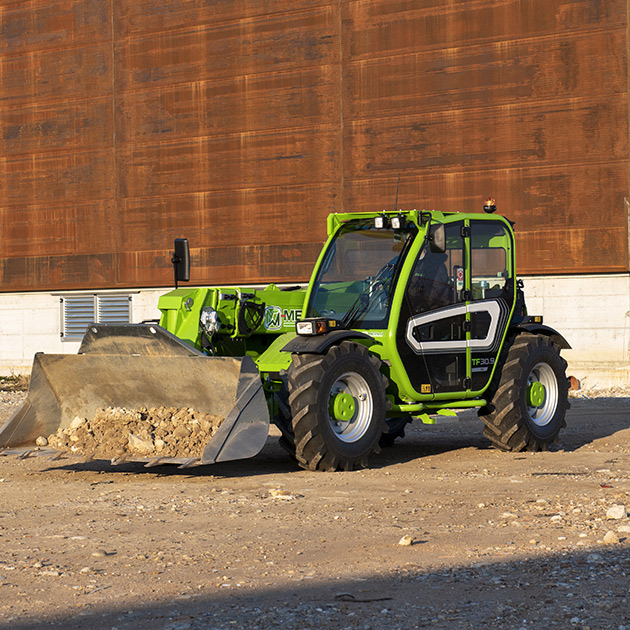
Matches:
[296,318,338,336]
[200,306,220,336]
[296,321,315,335]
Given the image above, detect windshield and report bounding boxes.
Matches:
[307,219,417,328]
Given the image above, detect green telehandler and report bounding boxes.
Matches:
[0,205,570,471]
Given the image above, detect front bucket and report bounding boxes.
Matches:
[0,325,270,465]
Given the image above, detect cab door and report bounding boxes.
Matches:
[468,219,516,392]
[395,221,468,395]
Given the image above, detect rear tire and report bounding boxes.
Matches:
[479,333,568,451]
[287,341,388,471]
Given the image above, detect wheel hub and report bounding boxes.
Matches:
[327,372,374,443]
[526,362,558,427]
[330,392,356,422]
[527,381,546,408]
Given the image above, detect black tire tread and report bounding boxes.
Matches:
[287,342,388,471]
[479,333,568,452]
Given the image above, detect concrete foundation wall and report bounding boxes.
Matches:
[521,273,630,388]
[1,274,628,387]
[0,289,165,374]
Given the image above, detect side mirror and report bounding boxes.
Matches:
[171,238,190,288]
[429,224,446,253]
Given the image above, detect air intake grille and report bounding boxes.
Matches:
[61,294,131,338]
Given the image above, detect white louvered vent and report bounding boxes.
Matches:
[61,294,132,339]
[97,294,131,324]
[62,295,96,339]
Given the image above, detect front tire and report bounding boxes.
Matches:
[287,341,388,471]
[479,333,569,451]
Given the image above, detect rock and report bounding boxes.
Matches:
[70,416,86,430]
[618,525,630,533]
[606,505,627,520]
[586,553,603,563]
[269,489,296,500]
[91,549,109,557]
[398,535,413,546]
[172,425,191,439]
[35,436,48,447]
[128,433,154,455]
[603,531,620,545]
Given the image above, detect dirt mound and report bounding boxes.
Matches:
[46,406,224,460]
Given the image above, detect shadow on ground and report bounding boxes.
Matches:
[4,545,628,630]
[32,396,630,477]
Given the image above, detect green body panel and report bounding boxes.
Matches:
[155,209,521,422]
[158,284,305,356]
[256,332,295,374]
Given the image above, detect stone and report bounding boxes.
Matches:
[269,489,296,500]
[398,535,413,546]
[128,433,154,455]
[606,505,627,520]
[604,531,620,545]
[172,425,191,440]
[35,436,48,447]
[70,416,86,430]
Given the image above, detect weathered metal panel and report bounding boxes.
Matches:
[345,29,627,119]
[0,201,115,258]
[114,7,338,92]
[117,66,338,144]
[118,186,334,252]
[0,151,114,207]
[118,241,324,288]
[0,43,112,105]
[344,0,626,59]
[0,0,628,293]
[0,97,112,156]
[341,0,629,275]
[344,96,628,175]
[114,0,331,37]
[117,127,339,199]
[0,252,117,290]
[0,0,110,54]
[344,162,630,274]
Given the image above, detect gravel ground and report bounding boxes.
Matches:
[0,388,629,629]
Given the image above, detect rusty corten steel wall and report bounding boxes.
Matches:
[0,0,628,293]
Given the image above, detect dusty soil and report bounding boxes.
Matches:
[46,407,224,460]
[0,391,629,629]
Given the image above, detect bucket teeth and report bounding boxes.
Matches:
[178,457,202,469]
